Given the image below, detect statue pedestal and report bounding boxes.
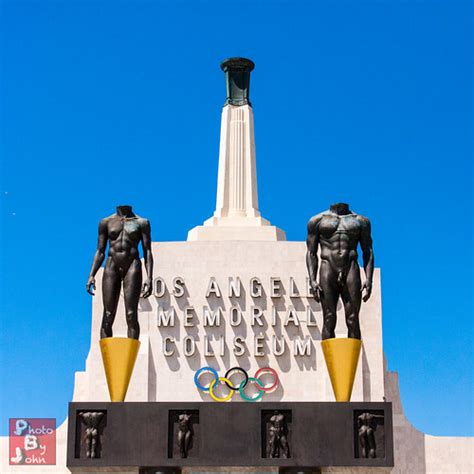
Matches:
[100,337,140,402]
[321,338,362,402]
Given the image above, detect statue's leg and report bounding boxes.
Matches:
[177,430,184,457]
[267,431,276,458]
[90,434,97,459]
[319,261,339,339]
[184,430,192,457]
[359,429,368,458]
[341,261,362,339]
[367,427,376,458]
[101,259,121,338]
[280,435,290,458]
[85,432,92,458]
[123,259,142,340]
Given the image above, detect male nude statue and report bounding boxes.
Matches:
[177,413,193,458]
[267,411,289,458]
[86,205,153,340]
[79,412,104,459]
[358,412,384,458]
[306,203,374,340]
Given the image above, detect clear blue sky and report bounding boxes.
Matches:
[0,1,472,436]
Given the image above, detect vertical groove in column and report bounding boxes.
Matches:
[241,108,246,211]
[236,108,240,210]
[233,108,238,212]
[231,108,237,211]
[228,107,247,215]
[234,109,238,211]
[237,108,243,211]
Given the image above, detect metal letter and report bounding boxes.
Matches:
[206,277,222,298]
[270,277,282,298]
[250,277,262,297]
[172,277,185,297]
[230,306,242,326]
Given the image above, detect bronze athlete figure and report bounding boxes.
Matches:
[358,412,384,458]
[86,205,153,340]
[177,413,193,458]
[267,411,290,458]
[306,203,374,340]
[79,412,104,459]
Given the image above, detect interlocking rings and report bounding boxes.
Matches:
[194,366,219,392]
[209,377,234,402]
[225,367,249,391]
[239,377,264,402]
[195,366,279,402]
[254,367,279,392]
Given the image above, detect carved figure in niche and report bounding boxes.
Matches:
[358,412,384,458]
[177,413,193,458]
[267,411,289,458]
[79,412,104,459]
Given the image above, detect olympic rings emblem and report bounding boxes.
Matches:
[194,366,279,402]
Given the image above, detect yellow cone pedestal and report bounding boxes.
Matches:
[99,337,140,402]
[321,337,362,402]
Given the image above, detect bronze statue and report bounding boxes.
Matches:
[86,205,153,339]
[306,203,374,340]
[358,412,384,458]
[177,413,193,458]
[267,411,290,458]
[79,412,104,459]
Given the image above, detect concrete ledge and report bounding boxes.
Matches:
[187,225,286,241]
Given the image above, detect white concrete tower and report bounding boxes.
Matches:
[187,58,286,241]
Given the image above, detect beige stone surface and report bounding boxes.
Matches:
[187,104,285,241]
[424,435,474,473]
[73,241,385,403]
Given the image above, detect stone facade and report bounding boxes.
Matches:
[73,241,385,405]
[1,241,472,473]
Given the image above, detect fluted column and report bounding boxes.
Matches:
[214,104,260,220]
[187,58,285,241]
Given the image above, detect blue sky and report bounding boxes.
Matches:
[0,1,472,436]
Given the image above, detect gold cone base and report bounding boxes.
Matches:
[321,337,362,402]
[99,337,140,402]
